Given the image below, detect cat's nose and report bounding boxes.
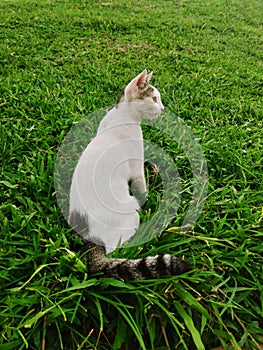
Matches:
[161,104,165,111]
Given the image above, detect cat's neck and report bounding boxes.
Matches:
[110,103,143,124]
[97,103,143,136]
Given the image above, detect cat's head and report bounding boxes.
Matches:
[117,70,164,119]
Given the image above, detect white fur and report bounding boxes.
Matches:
[69,70,164,253]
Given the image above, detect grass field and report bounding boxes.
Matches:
[1,0,263,349]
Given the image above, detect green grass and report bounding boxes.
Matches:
[1,0,262,349]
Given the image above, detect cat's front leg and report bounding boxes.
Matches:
[131,176,147,193]
[129,158,148,206]
[130,176,148,207]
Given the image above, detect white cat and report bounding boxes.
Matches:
[69,70,191,280]
[70,70,164,253]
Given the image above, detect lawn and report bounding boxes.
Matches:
[0,0,262,349]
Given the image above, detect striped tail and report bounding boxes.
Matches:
[81,239,192,281]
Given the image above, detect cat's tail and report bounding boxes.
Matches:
[81,239,192,281]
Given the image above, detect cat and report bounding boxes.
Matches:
[69,70,191,280]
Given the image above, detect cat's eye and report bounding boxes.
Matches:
[152,96,158,103]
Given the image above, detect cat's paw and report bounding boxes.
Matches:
[129,180,148,207]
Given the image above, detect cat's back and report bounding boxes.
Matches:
[70,107,141,193]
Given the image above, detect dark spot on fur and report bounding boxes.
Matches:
[69,211,89,234]
[116,261,134,280]
[138,84,154,99]
[156,255,169,275]
[116,83,153,106]
[116,87,125,105]
[137,258,155,279]
[170,257,192,275]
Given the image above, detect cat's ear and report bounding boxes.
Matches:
[124,70,147,100]
[145,71,153,83]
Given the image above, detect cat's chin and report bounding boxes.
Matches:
[144,112,162,120]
